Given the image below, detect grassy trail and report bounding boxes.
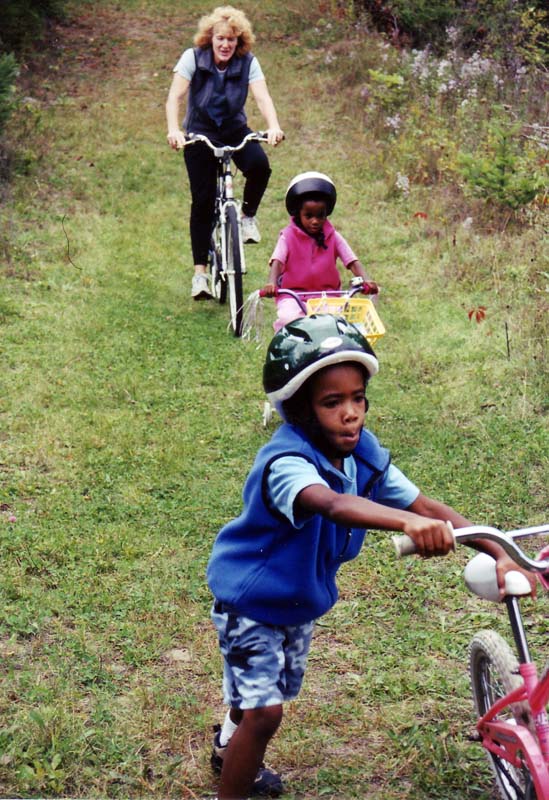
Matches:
[0,1,547,798]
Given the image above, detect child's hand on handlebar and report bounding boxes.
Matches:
[351,278,379,295]
[495,553,537,599]
[404,517,455,558]
[261,283,277,297]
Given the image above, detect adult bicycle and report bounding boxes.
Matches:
[183,131,268,337]
[394,524,549,799]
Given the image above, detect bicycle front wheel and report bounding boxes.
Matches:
[224,204,244,336]
[469,630,537,800]
[209,228,226,304]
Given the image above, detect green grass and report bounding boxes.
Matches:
[0,0,547,797]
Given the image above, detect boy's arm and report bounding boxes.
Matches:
[296,484,454,557]
[407,493,537,597]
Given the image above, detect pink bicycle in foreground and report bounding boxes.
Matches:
[394,524,549,799]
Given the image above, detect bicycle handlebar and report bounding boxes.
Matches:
[183,131,269,155]
[258,285,379,306]
[393,524,549,572]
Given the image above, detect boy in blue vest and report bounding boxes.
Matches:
[206,314,528,800]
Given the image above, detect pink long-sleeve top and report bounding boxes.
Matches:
[270,219,358,292]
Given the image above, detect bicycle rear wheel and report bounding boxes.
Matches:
[209,227,226,304]
[469,630,537,800]
[224,204,244,337]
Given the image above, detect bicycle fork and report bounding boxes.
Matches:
[221,163,246,274]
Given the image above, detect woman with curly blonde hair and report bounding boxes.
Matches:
[193,6,254,55]
[166,6,284,301]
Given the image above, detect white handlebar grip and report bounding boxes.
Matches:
[392,534,416,557]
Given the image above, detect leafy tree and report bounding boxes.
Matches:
[358,0,548,65]
[0,0,67,55]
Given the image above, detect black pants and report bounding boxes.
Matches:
[184,126,272,265]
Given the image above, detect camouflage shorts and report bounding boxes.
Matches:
[211,602,315,709]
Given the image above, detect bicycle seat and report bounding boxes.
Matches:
[464,552,532,602]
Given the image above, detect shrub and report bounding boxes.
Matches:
[0,53,18,137]
[0,0,68,55]
[458,121,546,210]
[357,0,548,66]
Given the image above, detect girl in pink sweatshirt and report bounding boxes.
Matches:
[263,172,377,331]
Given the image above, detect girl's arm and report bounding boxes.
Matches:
[335,232,377,291]
[347,260,379,292]
[262,259,283,296]
[249,80,284,146]
[166,73,190,150]
[296,484,455,557]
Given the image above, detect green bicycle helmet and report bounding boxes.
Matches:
[285,171,337,217]
[263,314,378,420]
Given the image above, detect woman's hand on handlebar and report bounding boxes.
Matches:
[167,129,186,150]
[265,127,284,146]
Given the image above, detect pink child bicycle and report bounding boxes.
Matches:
[394,524,549,799]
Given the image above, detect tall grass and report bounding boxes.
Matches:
[0,1,547,797]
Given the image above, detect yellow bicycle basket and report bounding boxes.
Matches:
[305,295,386,345]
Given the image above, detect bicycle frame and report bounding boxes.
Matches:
[214,145,246,277]
[478,533,549,799]
[184,131,268,336]
[395,524,549,799]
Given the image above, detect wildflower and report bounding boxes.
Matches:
[446,26,460,46]
[385,113,401,131]
[395,173,410,197]
[462,217,473,229]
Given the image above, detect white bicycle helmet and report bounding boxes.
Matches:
[285,171,337,217]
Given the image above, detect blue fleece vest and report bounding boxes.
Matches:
[206,424,391,626]
[184,47,252,134]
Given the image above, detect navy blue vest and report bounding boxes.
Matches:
[184,47,253,135]
[206,424,391,626]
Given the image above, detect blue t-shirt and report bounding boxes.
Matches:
[173,48,264,82]
[269,454,419,527]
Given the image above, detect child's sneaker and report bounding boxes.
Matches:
[210,725,283,797]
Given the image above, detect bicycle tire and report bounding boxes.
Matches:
[469,630,537,800]
[209,228,226,304]
[224,204,244,337]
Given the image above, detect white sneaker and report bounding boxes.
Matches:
[191,273,212,300]
[241,215,261,244]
